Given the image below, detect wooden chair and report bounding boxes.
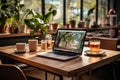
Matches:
[0,64,41,80]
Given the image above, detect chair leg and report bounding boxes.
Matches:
[89,69,92,80]
[45,71,48,80]
[26,76,41,80]
[112,62,116,80]
[52,75,56,80]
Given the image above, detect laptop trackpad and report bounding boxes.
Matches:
[37,51,79,61]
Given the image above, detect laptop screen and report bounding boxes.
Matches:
[53,29,86,55]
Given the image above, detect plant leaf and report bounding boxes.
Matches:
[52,10,57,16]
[87,7,95,16]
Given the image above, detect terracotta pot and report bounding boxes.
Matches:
[9,26,18,34]
[0,25,8,33]
[19,24,26,33]
[52,23,58,31]
[85,20,90,28]
[66,24,70,28]
[69,20,76,28]
[78,21,85,28]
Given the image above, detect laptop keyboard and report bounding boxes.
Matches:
[37,51,79,61]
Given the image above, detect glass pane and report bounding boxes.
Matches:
[23,0,41,12]
[83,0,96,27]
[45,0,63,25]
[98,0,108,26]
[66,0,80,26]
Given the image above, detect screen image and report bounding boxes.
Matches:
[54,30,86,53]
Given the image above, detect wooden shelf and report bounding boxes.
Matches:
[0,33,40,39]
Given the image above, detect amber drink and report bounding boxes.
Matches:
[89,40,100,53]
[41,40,47,51]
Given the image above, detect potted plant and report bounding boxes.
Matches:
[85,7,95,28]
[8,18,19,34]
[24,6,57,39]
[91,21,99,28]
[69,16,76,28]
[0,0,24,33]
[0,0,11,33]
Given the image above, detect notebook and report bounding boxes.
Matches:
[37,29,87,61]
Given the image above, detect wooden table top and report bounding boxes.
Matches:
[0,45,120,77]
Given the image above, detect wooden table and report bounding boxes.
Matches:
[0,45,120,80]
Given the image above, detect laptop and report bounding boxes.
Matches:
[37,29,87,61]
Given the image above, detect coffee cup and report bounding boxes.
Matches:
[16,43,26,51]
[28,39,38,52]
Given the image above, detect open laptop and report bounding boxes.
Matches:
[37,29,87,61]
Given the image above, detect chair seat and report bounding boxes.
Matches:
[0,64,42,80]
[22,67,45,80]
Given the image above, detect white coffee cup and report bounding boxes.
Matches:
[28,39,38,52]
[16,43,26,51]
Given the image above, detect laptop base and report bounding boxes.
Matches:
[37,51,79,61]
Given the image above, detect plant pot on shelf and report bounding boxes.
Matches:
[51,23,58,31]
[0,25,9,33]
[69,20,76,28]
[77,21,85,28]
[85,20,90,28]
[19,24,26,33]
[91,21,99,28]
[65,24,70,28]
[9,26,19,34]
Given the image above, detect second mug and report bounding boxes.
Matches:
[28,39,38,52]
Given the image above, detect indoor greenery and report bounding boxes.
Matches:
[0,0,24,33]
[85,7,95,21]
[24,5,57,38]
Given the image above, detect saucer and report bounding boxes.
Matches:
[14,49,26,53]
[84,50,106,57]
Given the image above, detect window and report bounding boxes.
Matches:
[98,0,108,26]
[83,0,96,26]
[45,0,63,25]
[22,0,109,27]
[66,0,81,25]
[23,0,42,13]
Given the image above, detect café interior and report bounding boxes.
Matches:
[0,0,120,80]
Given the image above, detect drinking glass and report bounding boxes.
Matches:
[41,40,47,51]
[89,40,100,53]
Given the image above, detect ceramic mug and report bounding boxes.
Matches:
[16,43,26,51]
[28,39,38,52]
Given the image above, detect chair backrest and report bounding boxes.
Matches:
[90,37,118,50]
[0,64,27,80]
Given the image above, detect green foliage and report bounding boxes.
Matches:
[40,5,57,24]
[87,7,95,16]
[0,0,24,28]
[24,6,57,38]
[85,7,95,21]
